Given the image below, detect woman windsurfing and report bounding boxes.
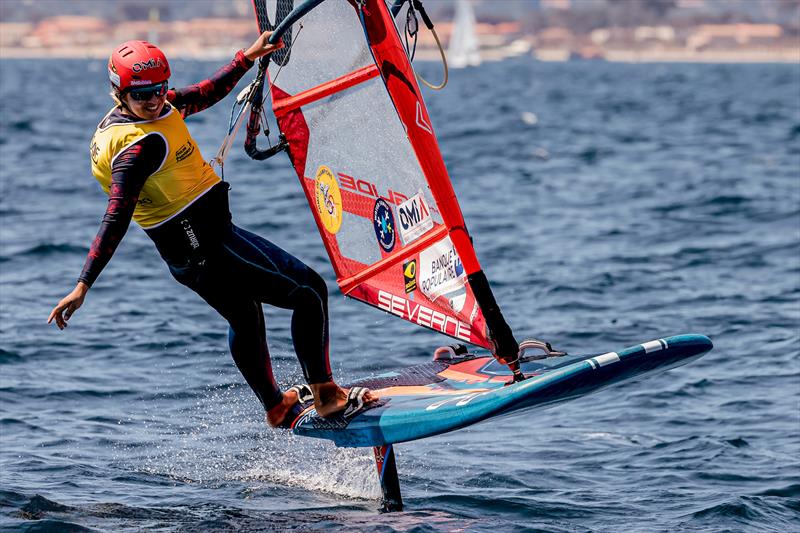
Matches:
[48,33,375,428]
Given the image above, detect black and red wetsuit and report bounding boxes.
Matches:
[80,51,332,411]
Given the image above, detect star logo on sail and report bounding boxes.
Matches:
[314,165,342,234]
[373,198,396,252]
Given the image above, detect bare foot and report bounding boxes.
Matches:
[266,388,300,428]
[310,382,377,418]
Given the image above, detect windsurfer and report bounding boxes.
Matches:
[47,33,375,427]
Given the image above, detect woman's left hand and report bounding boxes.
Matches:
[244,31,285,61]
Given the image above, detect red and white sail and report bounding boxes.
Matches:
[258,0,492,348]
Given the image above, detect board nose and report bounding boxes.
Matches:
[666,334,713,357]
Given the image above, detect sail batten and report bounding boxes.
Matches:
[273,64,380,116]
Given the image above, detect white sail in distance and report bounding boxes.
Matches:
[448,0,481,68]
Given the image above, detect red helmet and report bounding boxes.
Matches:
[108,40,170,91]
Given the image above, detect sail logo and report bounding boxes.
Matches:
[377,290,471,341]
[338,172,409,206]
[403,260,417,293]
[372,198,396,252]
[419,237,467,312]
[397,192,433,245]
[314,166,342,234]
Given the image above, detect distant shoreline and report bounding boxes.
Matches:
[0,46,241,61]
[2,46,797,64]
[412,47,800,64]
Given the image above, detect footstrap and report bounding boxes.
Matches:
[286,384,314,405]
[343,386,369,419]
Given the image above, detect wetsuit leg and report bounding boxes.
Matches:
[220,225,333,385]
[166,261,283,411]
[225,300,284,410]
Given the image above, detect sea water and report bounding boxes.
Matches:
[1,57,798,531]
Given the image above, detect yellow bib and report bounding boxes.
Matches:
[89,105,221,229]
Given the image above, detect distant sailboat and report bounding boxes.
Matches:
[448,0,481,68]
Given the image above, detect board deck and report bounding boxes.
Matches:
[292,334,713,447]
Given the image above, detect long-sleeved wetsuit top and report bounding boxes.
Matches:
[78,51,254,287]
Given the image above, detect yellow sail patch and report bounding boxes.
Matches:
[314,165,343,234]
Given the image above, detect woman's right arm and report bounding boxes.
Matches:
[48,135,167,329]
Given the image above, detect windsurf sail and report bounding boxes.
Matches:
[448,0,482,68]
[249,0,520,365]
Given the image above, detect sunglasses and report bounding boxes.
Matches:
[128,82,168,101]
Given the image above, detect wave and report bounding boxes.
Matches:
[6,243,86,259]
[685,495,800,532]
[0,348,22,364]
[756,484,800,498]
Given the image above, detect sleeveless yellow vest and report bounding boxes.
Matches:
[89,105,221,229]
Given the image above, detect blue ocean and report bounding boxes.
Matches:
[1,56,798,532]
